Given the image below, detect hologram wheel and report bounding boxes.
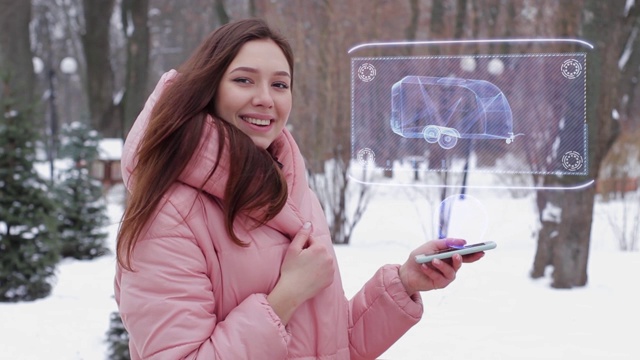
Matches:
[423,125,440,143]
[439,134,457,149]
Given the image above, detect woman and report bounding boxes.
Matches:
[115,18,484,359]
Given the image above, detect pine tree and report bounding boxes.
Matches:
[55,121,109,260]
[0,90,61,302]
[105,311,131,360]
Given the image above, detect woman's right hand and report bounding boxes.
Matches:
[267,222,335,325]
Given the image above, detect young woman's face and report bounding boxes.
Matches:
[215,39,292,149]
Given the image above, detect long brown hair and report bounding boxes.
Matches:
[117,18,294,270]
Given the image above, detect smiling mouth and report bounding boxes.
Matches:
[241,116,271,126]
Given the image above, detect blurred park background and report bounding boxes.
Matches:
[1,0,639,357]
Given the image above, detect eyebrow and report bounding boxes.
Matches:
[229,66,291,78]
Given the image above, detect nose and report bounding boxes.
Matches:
[252,84,274,108]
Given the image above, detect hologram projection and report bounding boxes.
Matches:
[349,40,592,190]
[391,76,519,150]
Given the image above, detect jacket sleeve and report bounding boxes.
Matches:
[115,199,290,359]
[347,264,424,360]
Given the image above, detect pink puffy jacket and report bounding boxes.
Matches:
[114,70,423,359]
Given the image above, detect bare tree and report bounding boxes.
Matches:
[529,0,586,282]
[0,0,35,118]
[531,0,640,288]
[307,146,372,245]
[214,0,230,24]
[269,0,417,244]
[599,144,640,250]
[81,0,118,136]
[303,0,371,244]
[121,0,150,138]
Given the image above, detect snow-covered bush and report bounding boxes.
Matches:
[54,122,109,259]
[105,311,130,360]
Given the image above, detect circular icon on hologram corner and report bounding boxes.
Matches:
[561,59,582,79]
[562,151,583,171]
[358,63,376,82]
[357,148,376,167]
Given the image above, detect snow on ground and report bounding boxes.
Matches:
[1,179,638,359]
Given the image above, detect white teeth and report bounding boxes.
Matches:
[242,116,270,126]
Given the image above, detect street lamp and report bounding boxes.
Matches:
[33,56,58,180]
[32,55,77,181]
[487,58,505,75]
[59,57,78,123]
[32,57,44,75]
[59,56,77,74]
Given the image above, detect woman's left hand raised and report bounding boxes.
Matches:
[399,238,484,295]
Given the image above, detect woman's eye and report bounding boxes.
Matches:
[233,78,252,84]
[273,82,290,90]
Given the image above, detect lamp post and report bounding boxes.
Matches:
[47,66,59,181]
[37,56,77,182]
[459,56,479,197]
[33,56,57,181]
[59,57,77,123]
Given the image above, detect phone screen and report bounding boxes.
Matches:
[415,241,496,264]
[434,242,489,254]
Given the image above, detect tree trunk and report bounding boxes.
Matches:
[214,0,230,25]
[82,0,117,136]
[121,0,150,139]
[531,189,556,278]
[552,188,595,287]
[248,0,257,17]
[532,0,640,288]
[0,0,34,117]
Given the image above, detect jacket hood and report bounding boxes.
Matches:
[121,70,309,239]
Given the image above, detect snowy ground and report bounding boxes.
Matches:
[1,178,638,359]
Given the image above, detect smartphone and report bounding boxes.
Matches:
[414,241,497,264]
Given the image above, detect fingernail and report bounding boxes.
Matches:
[445,239,464,249]
[303,222,311,229]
